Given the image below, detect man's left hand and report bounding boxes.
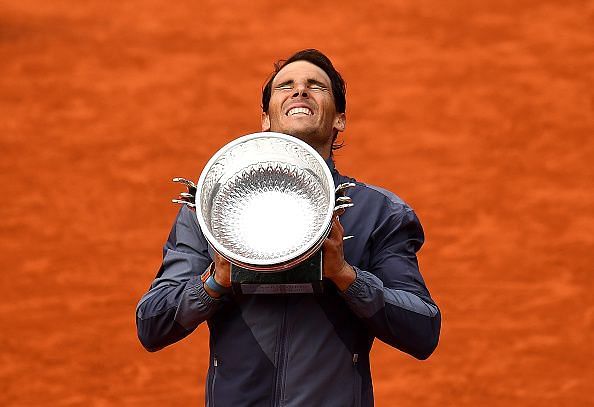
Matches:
[322,215,356,291]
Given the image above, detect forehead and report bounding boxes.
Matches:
[272,60,332,86]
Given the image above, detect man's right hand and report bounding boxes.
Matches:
[203,253,232,298]
[213,252,232,287]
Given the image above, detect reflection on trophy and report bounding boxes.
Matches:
[172,132,354,294]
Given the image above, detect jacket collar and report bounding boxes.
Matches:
[324,156,344,186]
[325,156,337,174]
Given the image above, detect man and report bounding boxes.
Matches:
[136,49,441,406]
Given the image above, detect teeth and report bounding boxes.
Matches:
[287,107,312,116]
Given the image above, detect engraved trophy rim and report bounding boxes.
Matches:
[195,132,335,271]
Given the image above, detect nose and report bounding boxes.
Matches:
[292,83,308,98]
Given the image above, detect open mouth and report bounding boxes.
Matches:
[286,107,313,116]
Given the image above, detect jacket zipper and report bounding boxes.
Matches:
[272,298,288,406]
[353,353,361,407]
[208,355,218,407]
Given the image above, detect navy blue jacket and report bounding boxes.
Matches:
[136,160,441,406]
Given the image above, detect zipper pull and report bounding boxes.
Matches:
[214,357,218,367]
[352,353,359,365]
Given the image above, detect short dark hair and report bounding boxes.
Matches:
[261,49,346,114]
[261,49,347,151]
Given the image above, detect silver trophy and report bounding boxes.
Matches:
[173,132,354,294]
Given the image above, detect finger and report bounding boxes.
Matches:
[335,214,345,233]
[334,203,354,214]
[336,196,352,205]
[172,199,196,208]
[172,177,196,189]
[335,182,356,196]
[327,215,344,240]
[214,251,231,265]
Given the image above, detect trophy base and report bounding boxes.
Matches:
[231,250,323,295]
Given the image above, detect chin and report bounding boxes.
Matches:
[279,124,317,138]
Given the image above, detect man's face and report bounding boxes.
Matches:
[262,60,345,158]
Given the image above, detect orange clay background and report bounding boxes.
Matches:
[1,1,593,406]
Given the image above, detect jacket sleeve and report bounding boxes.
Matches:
[340,207,441,360]
[136,206,222,352]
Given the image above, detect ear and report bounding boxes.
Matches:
[333,112,346,133]
[261,112,271,131]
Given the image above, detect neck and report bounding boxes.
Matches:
[317,145,332,160]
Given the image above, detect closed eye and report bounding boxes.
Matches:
[275,80,293,91]
[307,79,330,92]
[273,79,329,91]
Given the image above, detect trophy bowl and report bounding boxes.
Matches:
[196,132,335,271]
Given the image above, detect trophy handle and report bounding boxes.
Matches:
[172,177,197,210]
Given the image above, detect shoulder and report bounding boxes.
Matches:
[344,176,415,216]
[332,165,419,228]
[359,183,410,210]
[333,166,411,210]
